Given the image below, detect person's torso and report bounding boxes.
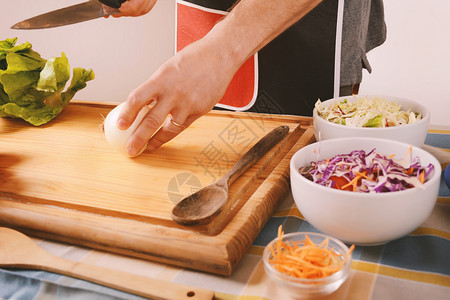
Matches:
[177,0,385,116]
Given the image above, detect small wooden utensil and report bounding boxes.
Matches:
[0,227,214,300]
[422,144,450,164]
[172,125,290,226]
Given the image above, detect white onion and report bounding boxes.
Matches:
[104,102,150,157]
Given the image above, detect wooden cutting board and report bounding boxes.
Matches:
[0,102,315,275]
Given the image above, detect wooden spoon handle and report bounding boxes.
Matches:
[422,144,450,164]
[15,252,214,300]
[224,125,290,186]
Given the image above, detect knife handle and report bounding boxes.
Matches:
[99,0,126,9]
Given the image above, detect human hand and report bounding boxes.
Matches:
[117,38,240,156]
[108,0,158,17]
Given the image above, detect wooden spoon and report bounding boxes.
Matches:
[172,125,290,226]
[0,227,214,300]
[422,144,450,164]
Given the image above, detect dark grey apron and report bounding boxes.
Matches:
[178,0,339,116]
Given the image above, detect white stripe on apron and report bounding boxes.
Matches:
[334,0,344,98]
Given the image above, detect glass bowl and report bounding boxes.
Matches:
[263,232,352,299]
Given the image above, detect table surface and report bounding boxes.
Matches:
[1,128,449,300]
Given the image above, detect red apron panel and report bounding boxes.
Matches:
[176,1,258,110]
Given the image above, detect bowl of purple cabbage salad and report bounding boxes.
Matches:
[313,95,430,147]
[290,137,441,245]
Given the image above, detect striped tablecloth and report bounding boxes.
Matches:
[1,129,449,300]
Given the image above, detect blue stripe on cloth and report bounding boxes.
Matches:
[439,169,450,196]
[0,269,148,300]
[379,235,450,276]
[426,132,450,196]
[0,269,41,300]
[254,215,450,277]
[252,215,319,246]
[425,133,450,149]
[9,269,62,282]
[426,131,450,196]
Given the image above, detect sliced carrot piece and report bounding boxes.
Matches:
[403,146,412,160]
[419,169,425,183]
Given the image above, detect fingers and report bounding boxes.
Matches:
[145,114,194,152]
[110,0,157,18]
[124,92,196,156]
[127,108,191,156]
[125,101,169,156]
[124,91,193,156]
[168,115,184,128]
[117,80,158,130]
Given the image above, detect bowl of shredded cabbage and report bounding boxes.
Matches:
[290,137,441,245]
[313,95,430,147]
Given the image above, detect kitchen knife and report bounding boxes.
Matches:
[11,0,126,30]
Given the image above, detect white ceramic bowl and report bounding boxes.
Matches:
[313,95,430,147]
[263,232,352,299]
[290,137,441,245]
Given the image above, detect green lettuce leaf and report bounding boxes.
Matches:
[0,38,94,126]
[364,115,383,127]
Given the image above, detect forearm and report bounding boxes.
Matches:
[203,0,323,70]
[116,0,324,155]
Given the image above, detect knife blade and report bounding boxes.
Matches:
[11,0,121,30]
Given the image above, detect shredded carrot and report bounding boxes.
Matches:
[341,171,369,191]
[269,226,355,280]
[355,171,374,181]
[419,169,425,183]
[403,146,412,160]
[330,176,352,191]
[406,167,414,175]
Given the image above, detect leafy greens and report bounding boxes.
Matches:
[0,38,94,126]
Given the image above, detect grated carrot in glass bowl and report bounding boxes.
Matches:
[268,226,354,280]
[263,227,354,298]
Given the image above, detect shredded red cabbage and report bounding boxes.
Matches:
[299,149,434,193]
